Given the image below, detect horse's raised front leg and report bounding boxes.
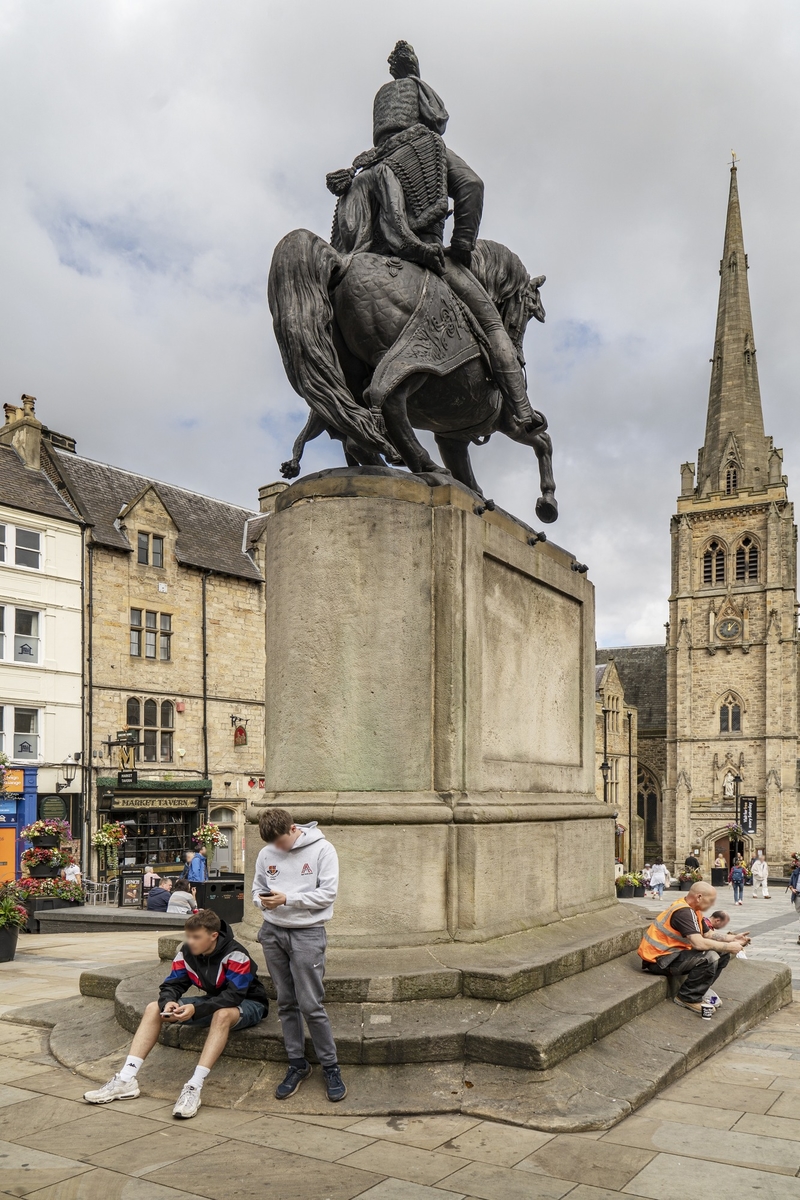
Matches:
[382,377,444,475]
[497,408,558,523]
[281,410,326,479]
[435,435,483,496]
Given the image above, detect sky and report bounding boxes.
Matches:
[2,0,799,646]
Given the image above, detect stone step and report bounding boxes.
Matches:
[155,903,649,1002]
[108,950,666,1070]
[14,955,791,1132]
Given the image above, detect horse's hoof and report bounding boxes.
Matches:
[280,460,301,479]
[535,495,558,524]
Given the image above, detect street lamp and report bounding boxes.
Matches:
[56,755,79,793]
[600,758,610,804]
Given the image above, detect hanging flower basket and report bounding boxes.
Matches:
[21,846,70,878]
[192,822,228,850]
[91,822,128,874]
[20,819,72,847]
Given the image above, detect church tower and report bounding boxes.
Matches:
[665,163,799,870]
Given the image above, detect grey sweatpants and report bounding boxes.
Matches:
[257,923,338,1067]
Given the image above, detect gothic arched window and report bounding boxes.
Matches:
[637,766,660,847]
[703,540,726,585]
[126,697,174,763]
[735,536,759,582]
[719,692,742,734]
[725,464,738,495]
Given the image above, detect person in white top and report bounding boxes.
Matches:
[750,850,770,898]
[62,862,82,887]
[648,860,671,900]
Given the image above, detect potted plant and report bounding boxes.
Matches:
[15,878,84,933]
[192,822,229,851]
[20,818,71,849]
[0,888,29,962]
[21,845,70,879]
[679,867,703,891]
[615,873,635,899]
[631,871,646,898]
[91,821,127,874]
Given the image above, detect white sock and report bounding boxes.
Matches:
[187,1065,211,1090]
[119,1056,143,1083]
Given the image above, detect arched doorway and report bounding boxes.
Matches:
[637,765,661,859]
[209,807,236,873]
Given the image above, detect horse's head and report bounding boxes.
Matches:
[526,275,546,324]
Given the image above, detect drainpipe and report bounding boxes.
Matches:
[86,543,94,873]
[627,710,633,872]
[201,571,210,782]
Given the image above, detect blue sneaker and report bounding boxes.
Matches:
[275,1063,312,1099]
[324,1064,347,1102]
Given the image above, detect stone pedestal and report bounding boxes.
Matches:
[245,468,615,947]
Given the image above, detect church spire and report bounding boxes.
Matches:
[696,161,770,496]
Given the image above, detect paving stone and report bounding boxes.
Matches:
[760,1091,800,1120]
[603,1115,800,1175]
[437,1119,554,1166]
[140,1103,265,1132]
[24,1166,211,1198]
[0,1082,38,1107]
[0,1138,92,1195]
[227,1113,377,1160]
[460,1062,632,1132]
[15,1108,168,1159]
[237,1061,463,1117]
[338,1140,468,1184]
[0,1092,90,1140]
[733,1111,800,1142]
[343,1114,481,1150]
[565,1187,652,1200]
[148,1140,383,1200]
[352,1181,466,1200]
[517,1132,654,1190]
[636,1097,742,1129]
[658,1075,777,1113]
[434,1159,574,1199]
[282,1113,361,1130]
[622,1151,800,1199]
[0,1056,54,1084]
[86,1124,227,1176]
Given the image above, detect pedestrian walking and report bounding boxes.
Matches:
[186,847,208,883]
[751,850,770,899]
[649,859,670,900]
[252,808,346,1103]
[730,860,746,905]
[789,860,800,944]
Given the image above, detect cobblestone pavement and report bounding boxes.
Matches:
[3,926,800,1197]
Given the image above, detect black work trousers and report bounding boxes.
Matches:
[644,948,730,1003]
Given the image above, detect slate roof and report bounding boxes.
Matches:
[0,444,82,524]
[52,449,262,582]
[595,644,667,732]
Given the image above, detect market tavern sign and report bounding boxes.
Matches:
[110,795,201,810]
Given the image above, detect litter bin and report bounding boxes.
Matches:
[194,876,244,924]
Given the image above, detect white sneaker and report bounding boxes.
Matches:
[173,1083,202,1119]
[84,1074,140,1104]
[702,989,722,1008]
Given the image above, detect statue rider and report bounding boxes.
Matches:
[327,41,538,429]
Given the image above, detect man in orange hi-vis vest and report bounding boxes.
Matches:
[638,882,747,1019]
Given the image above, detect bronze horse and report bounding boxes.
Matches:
[268,230,557,523]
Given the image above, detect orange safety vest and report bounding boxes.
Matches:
[638,898,702,963]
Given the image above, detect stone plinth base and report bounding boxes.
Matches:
[247,468,614,947]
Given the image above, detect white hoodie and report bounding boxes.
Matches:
[251,822,339,928]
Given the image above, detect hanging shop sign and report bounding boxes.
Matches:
[740,796,757,835]
[117,771,138,787]
[234,724,248,747]
[2,769,24,794]
[110,795,201,811]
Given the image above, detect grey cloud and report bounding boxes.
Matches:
[1,0,799,645]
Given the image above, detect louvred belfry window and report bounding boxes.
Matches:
[735,537,758,582]
[703,541,726,585]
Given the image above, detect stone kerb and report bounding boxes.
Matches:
[247,468,616,948]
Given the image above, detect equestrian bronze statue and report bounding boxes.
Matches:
[268,40,557,523]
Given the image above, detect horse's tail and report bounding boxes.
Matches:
[268,229,391,455]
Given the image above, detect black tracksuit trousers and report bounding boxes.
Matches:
[644,948,730,1003]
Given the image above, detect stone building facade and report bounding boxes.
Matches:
[594,659,641,868]
[1,397,285,878]
[600,165,800,873]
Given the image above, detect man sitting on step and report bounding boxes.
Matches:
[638,882,747,1020]
[83,909,268,1119]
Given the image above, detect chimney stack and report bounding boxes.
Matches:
[0,394,43,469]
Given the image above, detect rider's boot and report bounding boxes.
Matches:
[491,365,537,427]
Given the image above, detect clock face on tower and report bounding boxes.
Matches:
[718,617,741,640]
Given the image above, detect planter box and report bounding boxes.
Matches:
[634,886,646,898]
[0,927,19,962]
[27,864,62,879]
[24,897,83,934]
[617,884,635,899]
[28,836,60,849]
[679,880,693,891]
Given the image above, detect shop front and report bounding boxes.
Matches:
[0,768,39,881]
[96,778,212,879]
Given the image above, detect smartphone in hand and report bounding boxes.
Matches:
[259,889,273,898]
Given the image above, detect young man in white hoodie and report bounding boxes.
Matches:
[252,808,345,1102]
